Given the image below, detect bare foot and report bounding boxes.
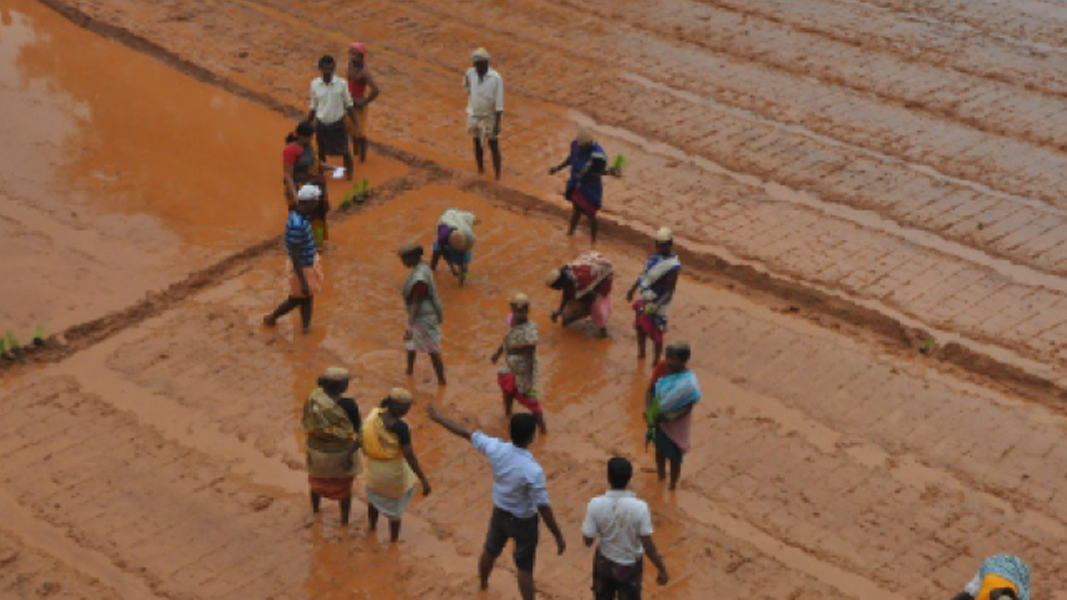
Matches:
[263,316,277,327]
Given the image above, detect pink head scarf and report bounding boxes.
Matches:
[349,42,367,55]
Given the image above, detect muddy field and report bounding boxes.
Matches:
[3,0,1067,598]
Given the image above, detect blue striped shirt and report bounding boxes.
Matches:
[285,211,316,267]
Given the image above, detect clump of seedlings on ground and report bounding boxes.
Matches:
[340,178,371,211]
[1,325,47,363]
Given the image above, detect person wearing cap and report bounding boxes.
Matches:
[282,121,325,210]
[645,342,701,490]
[626,227,681,364]
[426,405,566,600]
[546,251,615,338]
[302,367,362,524]
[307,54,356,181]
[431,208,477,286]
[361,387,431,542]
[492,293,546,433]
[463,47,504,180]
[346,42,380,163]
[399,241,447,385]
[583,457,669,599]
[549,130,620,244]
[951,555,1031,600]
[263,184,324,334]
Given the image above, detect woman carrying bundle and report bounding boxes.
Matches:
[645,342,701,490]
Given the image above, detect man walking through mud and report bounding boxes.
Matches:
[308,54,356,181]
[583,458,669,599]
[463,48,504,180]
[427,405,565,600]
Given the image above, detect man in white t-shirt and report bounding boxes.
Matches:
[582,458,669,600]
[463,47,504,180]
[307,54,356,181]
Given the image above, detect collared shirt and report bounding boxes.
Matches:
[285,211,316,266]
[471,432,548,518]
[309,76,354,124]
[463,68,504,117]
[582,489,653,565]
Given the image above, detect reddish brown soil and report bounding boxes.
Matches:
[4,0,1067,598]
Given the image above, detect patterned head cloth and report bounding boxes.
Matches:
[472,47,490,62]
[323,367,350,382]
[350,42,367,55]
[977,555,1031,600]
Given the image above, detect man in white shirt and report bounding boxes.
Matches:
[428,406,566,600]
[307,54,356,181]
[582,458,669,600]
[463,47,504,180]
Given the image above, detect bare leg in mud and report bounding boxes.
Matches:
[430,353,447,385]
[473,138,485,174]
[311,492,321,513]
[503,392,515,418]
[488,139,502,180]
[567,207,581,237]
[668,459,681,490]
[369,502,403,540]
[478,552,496,590]
[340,498,352,525]
[368,502,379,531]
[652,339,664,366]
[637,329,648,360]
[406,350,417,376]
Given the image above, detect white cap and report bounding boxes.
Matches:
[297,184,322,202]
[472,47,490,61]
[654,227,673,243]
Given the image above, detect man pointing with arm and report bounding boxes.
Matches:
[428,405,565,600]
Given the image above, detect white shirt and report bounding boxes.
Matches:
[463,68,504,117]
[582,490,654,565]
[472,432,548,518]
[309,76,354,124]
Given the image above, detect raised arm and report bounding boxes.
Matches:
[427,405,473,441]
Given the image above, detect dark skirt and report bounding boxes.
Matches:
[316,119,350,157]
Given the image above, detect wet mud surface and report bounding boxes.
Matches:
[4,0,1067,598]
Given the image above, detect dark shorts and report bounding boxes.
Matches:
[593,551,644,600]
[316,119,350,157]
[484,507,539,572]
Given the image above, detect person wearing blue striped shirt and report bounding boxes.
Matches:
[264,185,324,333]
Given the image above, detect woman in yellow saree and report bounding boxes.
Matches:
[302,367,362,524]
[361,387,431,542]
